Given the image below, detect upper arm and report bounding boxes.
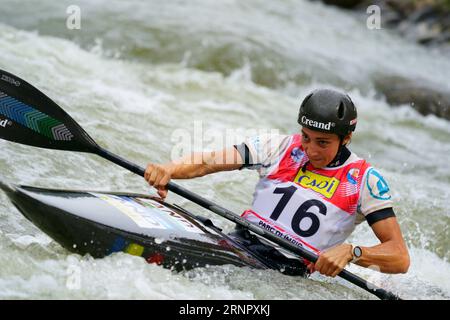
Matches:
[370,217,408,251]
[358,167,394,221]
[199,133,290,175]
[363,216,410,273]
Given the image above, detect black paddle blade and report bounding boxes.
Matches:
[0,69,98,152]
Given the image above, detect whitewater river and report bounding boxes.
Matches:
[0,0,449,299]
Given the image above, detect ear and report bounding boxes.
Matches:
[343,132,352,145]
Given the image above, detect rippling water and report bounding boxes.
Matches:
[0,0,449,299]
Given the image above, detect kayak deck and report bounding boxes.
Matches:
[1,182,270,271]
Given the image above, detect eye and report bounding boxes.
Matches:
[318,141,329,147]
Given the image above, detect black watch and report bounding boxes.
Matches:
[351,246,363,263]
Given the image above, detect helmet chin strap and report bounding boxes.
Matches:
[301,160,309,173]
[327,136,345,167]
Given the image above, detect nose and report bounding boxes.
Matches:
[304,143,320,159]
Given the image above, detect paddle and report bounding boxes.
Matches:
[0,69,401,300]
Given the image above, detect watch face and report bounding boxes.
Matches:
[354,246,362,258]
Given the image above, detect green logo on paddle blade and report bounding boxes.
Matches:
[0,90,74,141]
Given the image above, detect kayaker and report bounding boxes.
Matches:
[144,88,410,277]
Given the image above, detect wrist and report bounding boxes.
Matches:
[346,244,353,263]
[350,245,363,263]
[164,163,177,177]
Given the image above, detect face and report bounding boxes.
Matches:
[301,127,351,168]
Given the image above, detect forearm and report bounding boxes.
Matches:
[166,151,242,179]
[355,241,410,274]
[164,152,209,179]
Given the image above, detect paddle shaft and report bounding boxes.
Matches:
[96,147,399,300]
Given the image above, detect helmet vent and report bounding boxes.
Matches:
[337,102,345,120]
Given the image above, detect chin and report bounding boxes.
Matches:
[310,161,325,169]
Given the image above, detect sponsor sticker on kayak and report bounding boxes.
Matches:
[90,193,204,234]
[91,193,166,229]
[136,198,205,234]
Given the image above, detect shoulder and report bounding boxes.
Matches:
[362,167,392,201]
[238,133,297,172]
[357,163,394,218]
[244,133,293,160]
[246,133,292,151]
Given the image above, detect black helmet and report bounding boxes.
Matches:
[298,89,357,136]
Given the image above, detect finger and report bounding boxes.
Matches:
[153,173,163,189]
[325,262,340,277]
[317,257,334,276]
[314,256,324,274]
[331,267,342,278]
[148,169,159,186]
[145,164,155,182]
[159,174,170,189]
[158,189,168,199]
[155,169,171,189]
[329,261,345,278]
[144,164,152,179]
[307,263,315,274]
[315,265,325,275]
